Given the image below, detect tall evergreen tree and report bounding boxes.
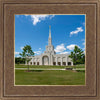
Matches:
[69,46,85,65]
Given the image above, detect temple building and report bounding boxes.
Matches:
[27,26,73,66]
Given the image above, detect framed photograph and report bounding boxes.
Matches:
[15,14,85,86]
[0,0,100,100]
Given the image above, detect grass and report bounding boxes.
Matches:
[15,64,85,85]
[15,64,85,69]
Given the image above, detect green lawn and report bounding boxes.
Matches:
[15,64,85,69]
[15,64,85,85]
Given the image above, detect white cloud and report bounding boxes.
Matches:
[16,55,20,58]
[34,51,41,55]
[15,52,20,55]
[25,15,55,25]
[82,48,85,51]
[50,15,55,19]
[39,48,41,50]
[82,40,85,54]
[83,42,85,46]
[54,44,66,53]
[82,39,85,50]
[70,27,83,36]
[82,39,85,46]
[67,44,80,50]
[20,46,24,50]
[83,50,85,54]
[60,51,69,54]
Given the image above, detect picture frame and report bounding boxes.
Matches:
[0,0,100,100]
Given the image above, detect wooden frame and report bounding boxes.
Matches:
[0,0,100,100]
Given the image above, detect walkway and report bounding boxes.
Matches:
[15,68,85,71]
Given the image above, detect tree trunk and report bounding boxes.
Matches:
[27,61,29,71]
[28,64,29,71]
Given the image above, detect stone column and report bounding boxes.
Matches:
[39,56,42,65]
[25,60,27,65]
[56,57,58,66]
[49,55,51,65]
[66,57,68,66]
[51,55,53,65]
[29,61,30,65]
[50,54,51,65]
[61,57,63,66]
[36,58,37,65]
[71,61,73,66]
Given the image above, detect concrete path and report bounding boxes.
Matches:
[73,68,85,70]
[15,68,66,70]
[15,68,85,71]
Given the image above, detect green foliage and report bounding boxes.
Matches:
[19,45,34,57]
[19,45,34,70]
[15,57,25,64]
[69,46,85,65]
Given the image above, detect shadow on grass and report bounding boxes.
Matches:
[77,70,85,72]
[24,70,44,72]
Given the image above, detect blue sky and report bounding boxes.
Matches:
[15,15,85,57]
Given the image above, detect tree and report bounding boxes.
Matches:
[15,57,25,64]
[69,46,85,65]
[19,45,34,71]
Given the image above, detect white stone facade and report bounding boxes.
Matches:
[27,26,73,66]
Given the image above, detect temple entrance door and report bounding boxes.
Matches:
[42,56,49,65]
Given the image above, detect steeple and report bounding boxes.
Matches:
[45,25,55,54]
[49,25,51,38]
[48,25,52,46]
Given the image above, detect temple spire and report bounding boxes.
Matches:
[48,25,52,45]
[49,25,51,38]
